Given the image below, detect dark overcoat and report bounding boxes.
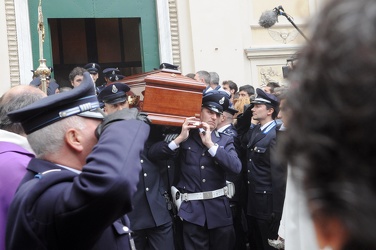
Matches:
[6,120,149,250]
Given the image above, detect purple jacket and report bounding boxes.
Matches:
[0,142,34,250]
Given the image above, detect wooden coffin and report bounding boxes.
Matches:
[118,69,206,126]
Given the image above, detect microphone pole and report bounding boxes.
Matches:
[275,6,309,42]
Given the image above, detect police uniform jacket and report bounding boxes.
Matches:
[148,129,242,229]
[6,120,149,250]
[220,124,245,204]
[240,122,285,220]
[127,138,172,230]
[221,124,237,137]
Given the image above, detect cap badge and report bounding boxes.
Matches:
[219,97,225,105]
[112,85,118,93]
[112,70,115,75]
[92,63,95,68]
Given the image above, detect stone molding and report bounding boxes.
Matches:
[4,0,20,87]
[168,0,181,66]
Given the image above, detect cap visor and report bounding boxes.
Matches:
[204,106,222,114]
[77,109,104,119]
[104,96,127,105]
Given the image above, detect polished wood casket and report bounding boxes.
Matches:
[118,69,206,126]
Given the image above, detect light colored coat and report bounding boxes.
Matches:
[279,165,319,250]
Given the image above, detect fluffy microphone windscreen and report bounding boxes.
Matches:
[259,10,278,28]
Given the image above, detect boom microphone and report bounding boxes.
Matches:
[259,6,310,41]
[259,9,278,28]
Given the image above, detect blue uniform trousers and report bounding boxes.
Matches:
[182,220,235,250]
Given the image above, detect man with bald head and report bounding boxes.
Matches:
[5,73,149,249]
[0,85,46,250]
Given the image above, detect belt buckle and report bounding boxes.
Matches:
[203,191,213,199]
[182,193,188,202]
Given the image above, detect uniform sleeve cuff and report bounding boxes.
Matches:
[168,141,179,151]
[208,143,218,156]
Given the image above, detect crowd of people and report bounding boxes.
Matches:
[1,57,290,250]
[1,0,376,249]
[0,61,308,250]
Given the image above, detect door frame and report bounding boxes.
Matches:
[28,0,160,74]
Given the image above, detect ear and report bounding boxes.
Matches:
[267,107,274,116]
[312,213,348,250]
[220,114,226,122]
[65,128,84,153]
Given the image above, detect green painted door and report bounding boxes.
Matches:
[28,0,160,80]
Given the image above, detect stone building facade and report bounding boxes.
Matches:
[0,0,327,95]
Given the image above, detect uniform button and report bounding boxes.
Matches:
[123,226,129,232]
[248,181,250,184]
[144,173,147,177]
[188,147,191,150]
[146,187,149,191]
[167,165,171,169]
[257,150,260,152]
[254,147,258,150]
[250,149,253,151]
[248,170,250,173]
[264,191,266,194]
[249,159,252,161]
[201,165,205,169]
[140,159,144,163]
[202,153,205,156]
[202,179,206,183]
